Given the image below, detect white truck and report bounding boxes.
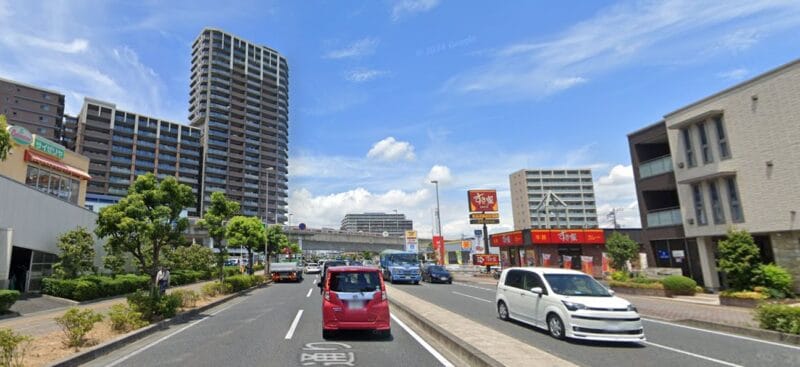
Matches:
[269,261,304,282]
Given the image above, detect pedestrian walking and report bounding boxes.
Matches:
[157,267,167,295]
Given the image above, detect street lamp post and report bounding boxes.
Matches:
[430,180,442,236]
[263,167,274,276]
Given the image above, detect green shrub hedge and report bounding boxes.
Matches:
[127,291,182,322]
[755,264,794,299]
[170,270,208,286]
[0,290,20,312]
[756,304,800,334]
[661,275,697,295]
[223,274,265,293]
[43,274,150,301]
[608,280,664,290]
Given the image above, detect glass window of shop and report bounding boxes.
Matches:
[25,166,80,204]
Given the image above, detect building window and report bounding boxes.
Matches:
[726,177,744,223]
[698,122,713,164]
[682,128,695,167]
[25,166,80,204]
[709,180,725,224]
[714,116,730,159]
[41,104,50,111]
[26,166,39,187]
[692,183,707,225]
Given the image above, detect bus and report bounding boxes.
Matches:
[379,249,421,284]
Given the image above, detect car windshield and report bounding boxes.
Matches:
[428,266,445,272]
[329,272,381,293]
[390,254,418,265]
[543,274,611,297]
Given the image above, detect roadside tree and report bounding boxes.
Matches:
[197,192,240,281]
[0,115,11,162]
[165,243,215,275]
[718,229,761,291]
[53,227,96,279]
[95,174,195,294]
[605,232,639,271]
[102,243,127,278]
[226,216,267,275]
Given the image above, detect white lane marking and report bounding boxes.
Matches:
[642,318,800,351]
[644,341,743,367]
[106,299,243,367]
[453,282,494,292]
[452,291,492,303]
[391,314,455,367]
[306,288,313,298]
[285,309,304,340]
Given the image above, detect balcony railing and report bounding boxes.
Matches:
[646,207,682,228]
[639,155,673,179]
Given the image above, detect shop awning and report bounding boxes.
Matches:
[24,150,92,180]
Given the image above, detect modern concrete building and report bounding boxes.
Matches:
[0,124,101,292]
[628,121,704,284]
[189,28,289,222]
[662,59,800,292]
[0,76,65,142]
[61,114,79,151]
[340,213,413,237]
[75,98,203,215]
[509,169,599,230]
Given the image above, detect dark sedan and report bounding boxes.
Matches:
[422,265,452,284]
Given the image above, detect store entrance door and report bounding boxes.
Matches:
[557,246,582,270]
[9,246,32,292]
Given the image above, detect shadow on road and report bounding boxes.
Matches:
[323,330,394,342]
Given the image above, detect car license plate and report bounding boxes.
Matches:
[440,277,448,281]
[348,301,364,309]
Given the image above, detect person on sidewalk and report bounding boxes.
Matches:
[157,267,169,295]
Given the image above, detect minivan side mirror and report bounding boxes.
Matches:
[608,289,615,296]
[317,281,323,288]
[530,287,543,295]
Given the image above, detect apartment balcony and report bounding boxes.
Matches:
[646,207,683,228]
[639,155,674,179]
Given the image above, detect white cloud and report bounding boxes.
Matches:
[593,164,641,228]
[391,0,440,21]
[367,137,416,161]
[426,165,452,184]
[444,0,800,100]
[345,68,389,82]
[324,38,379,59]
[717,68,748,80]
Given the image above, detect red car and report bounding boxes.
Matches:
[319,266,391,339]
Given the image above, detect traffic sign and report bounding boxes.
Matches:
[470,218,500,225]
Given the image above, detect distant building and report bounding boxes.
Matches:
[340,213,413,237]
[75,98,203,215]
[509,169,598,230]
[0,76,65,142]
[61,114,79,151]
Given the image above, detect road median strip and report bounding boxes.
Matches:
[386,284,576,367]
[47,281,271,367]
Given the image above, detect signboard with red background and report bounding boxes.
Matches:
[467,190,499,212]
[490,230,524,247]
[473,254,500,266]
[530,229,604,244]
[432,236,445,265]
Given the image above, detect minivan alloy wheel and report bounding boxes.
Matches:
[548,314,565,339]
[498,302,509,321]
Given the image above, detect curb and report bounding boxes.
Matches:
[388,297,504,367]
[47,282,270,367]
[674,319,800,346]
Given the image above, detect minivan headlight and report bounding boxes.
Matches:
[562,300,587,311]
[627,304,638,312]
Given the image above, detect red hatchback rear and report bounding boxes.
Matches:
[320,266,391,339]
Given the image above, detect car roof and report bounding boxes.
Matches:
[505,267,586,275]
[327,265,380,273]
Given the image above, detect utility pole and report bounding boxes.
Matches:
[430,181,442,237]
[607,208,624,229]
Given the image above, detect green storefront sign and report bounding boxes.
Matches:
[33,135,65,160]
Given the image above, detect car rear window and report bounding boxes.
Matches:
[329,272,381,293]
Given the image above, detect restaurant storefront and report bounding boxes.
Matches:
[490,229,608,278]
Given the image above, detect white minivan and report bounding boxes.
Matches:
[495,267,645,342]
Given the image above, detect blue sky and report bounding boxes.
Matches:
[2,0,800,238]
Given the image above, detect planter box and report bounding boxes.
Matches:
[719,296,763,308]
[611,286,671,297]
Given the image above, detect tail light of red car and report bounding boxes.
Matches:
[324,290,342,305]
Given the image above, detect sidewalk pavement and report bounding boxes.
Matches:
[0,281,214,337]
[450,272,760,329]
[387,283,576,367]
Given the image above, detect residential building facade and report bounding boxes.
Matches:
[628,121,704,284]
[189,28,289,222]
[341,213,413,237]
[0,76,65,142]
[627,59,800,292]
[61,114,79,151]
[510,169,599,230]
[75,98,203,215]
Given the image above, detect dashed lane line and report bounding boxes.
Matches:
[391,314,455,367]
[452,291,492,303]
[285,309,304,340]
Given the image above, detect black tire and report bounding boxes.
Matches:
[414,281,419,285]
[323,330,335,339]
[375,329,391,339]
[497,301,510,321]
[448,280,452,284]
[547,314,566,340]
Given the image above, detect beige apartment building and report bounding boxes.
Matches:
[664,59,800,291]
[510,169,598,230]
